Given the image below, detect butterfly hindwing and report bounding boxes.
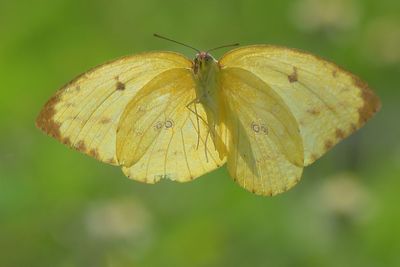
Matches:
[220,67,304,196]
[116,68,225,183]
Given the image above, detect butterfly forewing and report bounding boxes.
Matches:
[36,52,191,165]
[220,45,380,166]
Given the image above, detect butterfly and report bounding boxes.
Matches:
[36,34,380,196]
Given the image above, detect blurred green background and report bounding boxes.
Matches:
[1,0,400,266]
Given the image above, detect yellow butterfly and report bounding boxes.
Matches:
[36,34,380,196]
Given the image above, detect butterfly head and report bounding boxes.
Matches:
[152,34,238,78]
[193,52,218,76]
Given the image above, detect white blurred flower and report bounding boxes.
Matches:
[317,172,374,223]
[84,197,152,242]
[289,0,361,34]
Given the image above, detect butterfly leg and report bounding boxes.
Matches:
[186,99,209,126]
[186,99,209,150]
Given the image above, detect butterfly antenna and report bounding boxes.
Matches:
[206,43,240,53]
[153,33,200,53]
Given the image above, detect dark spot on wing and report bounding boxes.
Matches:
[335,129,345,139]
[36,92,62,140]
[62,137,71,146]
[89,149,99,159]
[154,121,164,130]
[351,75,381,126]
[165,120,174,128]
[251,122,268,135]
[288,67,298,83]
[260,124,268,135]
[324,140,333,150]
[100,117,111,124]
[307,108,320,116]
[116,81,125,90]
[310,153,318,162]
[251,122,260,133]
[75,140,87,151]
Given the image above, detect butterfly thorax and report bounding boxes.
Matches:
[192,52,220,104]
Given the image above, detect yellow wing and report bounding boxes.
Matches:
[36,52,191,165]
[220,45,381,166]
[220,67,304,196]
[116,68,225,183]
